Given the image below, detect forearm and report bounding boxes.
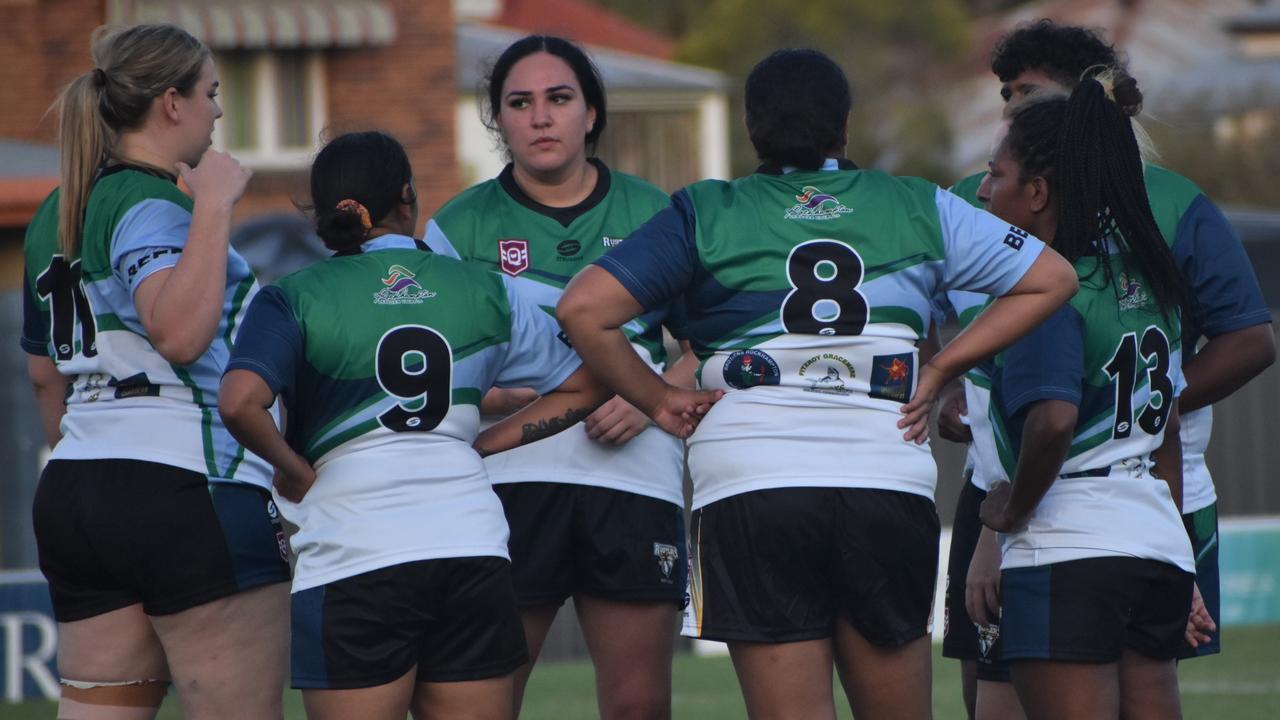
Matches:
[562,323,672,417]
[1179,324,1275,413]
[144,200,233,360]
[931,292,1067,382]
[474,370,608,456]
[223,404,309,480]
[27,355,69,448]
[1151,405,1183,510]
[1005,405,1075,524]
[661,344,700,390]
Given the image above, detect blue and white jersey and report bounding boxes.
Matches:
[21,167,271,488]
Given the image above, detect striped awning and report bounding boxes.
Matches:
[108,0,396,50]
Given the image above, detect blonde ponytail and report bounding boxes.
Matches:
[55,71,114,257]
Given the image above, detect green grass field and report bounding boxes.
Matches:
[3,626,1277,719]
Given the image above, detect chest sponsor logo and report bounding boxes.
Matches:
[556,239,582,260]
[869,353,914,402]
[784,185,854,221]
[602,235,625,248]
[799,353,856,395]
[374,264,437,305]
[1116,272,1150,311]
[654,542,679,583]
[498,238,530,276]
[722,349,781,389]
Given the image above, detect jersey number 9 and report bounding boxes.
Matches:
[780,239,869,336]
[375,325,452,432]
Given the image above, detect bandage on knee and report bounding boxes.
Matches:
[60,678,168,708]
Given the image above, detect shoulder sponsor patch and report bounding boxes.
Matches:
[722,349,781,389]
[869,352,914,402]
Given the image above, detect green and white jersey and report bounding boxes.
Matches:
[20,167,270,488]
[951,166,1270,513]
[988,251,1192,571]
[597,159,1045,508]
[227,235,581,591]
[424,161,685,506]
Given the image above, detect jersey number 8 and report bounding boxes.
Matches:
[780,239,869,336]
[375,325,452,433]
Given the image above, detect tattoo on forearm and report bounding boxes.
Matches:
[521,407,590,445]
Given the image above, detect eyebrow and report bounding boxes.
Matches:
[504,84,576,99]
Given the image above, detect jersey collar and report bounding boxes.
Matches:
[334,233,428,256]
[497,157,612,228]
[98,162,178,184]
[755,157,859,175]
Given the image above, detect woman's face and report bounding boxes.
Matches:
[175,57,222,166]
[496,52,596,177]
[978,140,1043,238]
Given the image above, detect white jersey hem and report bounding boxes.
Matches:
[290,544,511,594]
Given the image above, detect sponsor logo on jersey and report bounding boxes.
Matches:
[722,349,781,389]
[374,264,437,305]
[1116,272,1150,311]
[798,353,856,395]
[275,531,290,562]
[556,239,582,260]
[654,542,679,583]
[1002,225,1028,250]
[498,238,530,276]
[602,236,625,248]
[784,185,854,221]
[869,353,914,402]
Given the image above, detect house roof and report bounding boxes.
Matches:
[485,0,674,59]
[456,23,726,94]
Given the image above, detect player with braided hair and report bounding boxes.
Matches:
[976,77,1199,720]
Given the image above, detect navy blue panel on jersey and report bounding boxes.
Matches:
[1000,304,1085,417]
[1173,194,1270,342]
[226,285,303,395]
[21,274,47,355]
[595,190,699,311]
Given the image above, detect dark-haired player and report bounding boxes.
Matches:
[942,18,1273,720]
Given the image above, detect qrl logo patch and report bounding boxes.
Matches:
[498,239,530,276]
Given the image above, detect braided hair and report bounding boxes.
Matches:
[1004,76,1187,318]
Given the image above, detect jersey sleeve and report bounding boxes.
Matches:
[110,198,191,297]
[422,218,463,260]
[1172,194,1270,339]
[494,277,582,394]
[225,286,304,396]
[999,304,1086,417]
[593,189,699,311]
[20,273,48,356]
[935,187,1046,297]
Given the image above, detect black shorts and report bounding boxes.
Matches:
[33,459,290,622]
[494,482,686,608]
[1001,557,1194,664]
[1179,503,1220,659]
[290,557,527,689]
[942,477,985,661]
[686,487,939,647]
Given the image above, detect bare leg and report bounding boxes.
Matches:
[150,582,289,720]
[55,604,169,720]
[509,604,559,717]
[728,638,836,720]
[575,596,677,720]
[302,667,415,720]
[1118,649,1180,720]
[411,675,516,720]
[1010,660,1118,720]
[960,660,977,719]
[832,620,931,720]
[975,679,1025,720]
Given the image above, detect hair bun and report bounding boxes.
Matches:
[1111,74,1143,117]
